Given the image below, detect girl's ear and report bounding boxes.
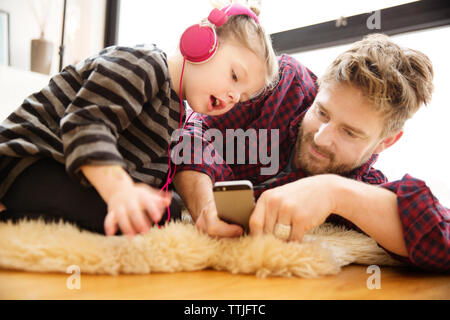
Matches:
[373,130,403,154]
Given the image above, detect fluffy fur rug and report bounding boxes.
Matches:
[0,217,404,278]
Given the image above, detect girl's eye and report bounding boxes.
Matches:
[232,70,238,82]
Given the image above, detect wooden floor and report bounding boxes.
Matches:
[1,265,449,300]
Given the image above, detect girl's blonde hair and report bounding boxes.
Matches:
[319,33,434,137]
[206,0,279,92]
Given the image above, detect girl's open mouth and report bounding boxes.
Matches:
[209,95,226,111]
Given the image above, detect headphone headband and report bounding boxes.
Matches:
[208,4,260,27]
[180,4,260,63]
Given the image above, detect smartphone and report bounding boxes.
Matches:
[213,180,255,232]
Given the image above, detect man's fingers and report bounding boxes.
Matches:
[290,222,305,243]
[276,204,294,242]
[208,219,243,238]
[249,198,266,236]
[200,206,243,238]
[263,199,279,234]
[290,213,306,243]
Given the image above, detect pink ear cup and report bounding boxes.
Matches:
[179,4,259,63]
[179,25,218,64]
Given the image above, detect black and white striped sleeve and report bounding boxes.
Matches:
[60,47,165,186]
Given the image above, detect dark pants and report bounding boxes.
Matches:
[0,158,182,235]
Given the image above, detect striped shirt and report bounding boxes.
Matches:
[0,44,184,199]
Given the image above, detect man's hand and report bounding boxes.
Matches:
[195,199,243,238]
[249,174,337,242]
[249,174,408,257]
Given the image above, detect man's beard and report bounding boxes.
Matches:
[294,126,370,176]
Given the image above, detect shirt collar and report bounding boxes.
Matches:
[347,153,379,180]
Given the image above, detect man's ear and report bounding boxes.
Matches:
[373,130,403,154]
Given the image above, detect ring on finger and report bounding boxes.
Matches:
[273,223,291,240]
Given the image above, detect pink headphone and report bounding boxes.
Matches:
[179,4,260,63]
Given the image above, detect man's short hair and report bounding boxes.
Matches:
[318,33,434,137]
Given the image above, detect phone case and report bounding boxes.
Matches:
[213,180,255,232]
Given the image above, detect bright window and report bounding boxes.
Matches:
[118,0,450,205]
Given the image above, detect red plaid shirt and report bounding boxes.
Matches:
[175,54,450,272]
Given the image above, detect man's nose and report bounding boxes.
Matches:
[314,123,334,148]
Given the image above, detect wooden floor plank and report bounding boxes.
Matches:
[1,265,449,300]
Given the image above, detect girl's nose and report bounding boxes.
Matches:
[228,91,240,104]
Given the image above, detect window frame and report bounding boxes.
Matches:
[270,0,450,54]
[104,0,450,54]
[0,9,10,66]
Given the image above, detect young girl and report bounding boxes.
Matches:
[0,3,278,237]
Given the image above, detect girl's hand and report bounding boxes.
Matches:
[103,182,172,237]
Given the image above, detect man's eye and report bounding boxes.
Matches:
[344,129,356,138]
[316,108,327,119]
[232,70,238,81]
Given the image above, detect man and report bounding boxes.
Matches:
[172,34,449,271]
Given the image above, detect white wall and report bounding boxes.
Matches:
[0,0,106,75]
[117,0,213,54]
[0,0,60,71]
